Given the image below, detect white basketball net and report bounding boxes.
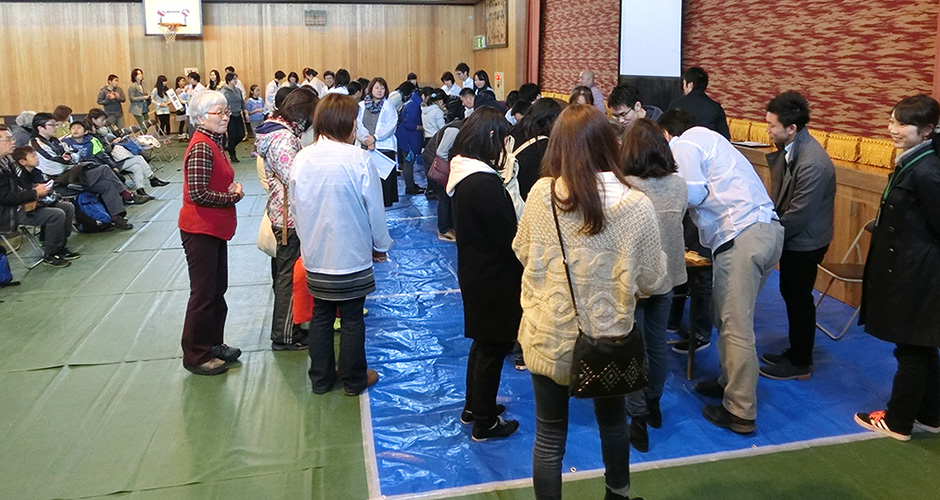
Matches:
[158,23,182,44]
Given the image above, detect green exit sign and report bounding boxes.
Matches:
[473,35,487,50]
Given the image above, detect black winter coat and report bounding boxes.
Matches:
[0,158,38,233]
[451,171,523,342]
[860,142,940,347]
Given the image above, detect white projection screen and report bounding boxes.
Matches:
[619,0,682,78]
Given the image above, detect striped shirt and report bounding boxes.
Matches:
[184,127,241,208]
[306,268,376,301]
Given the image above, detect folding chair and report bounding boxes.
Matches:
[144,117,180,164]
[814,219,875,340]
[0,226,44,269]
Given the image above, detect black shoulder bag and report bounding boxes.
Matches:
[550,180,649,398]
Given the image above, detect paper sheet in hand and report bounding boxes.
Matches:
[166,88,184,110]
[370,150,397,180]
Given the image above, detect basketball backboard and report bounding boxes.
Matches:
[143,0,203,37]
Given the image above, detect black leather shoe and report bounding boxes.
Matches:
[0,280,21,288]
[460,404,506,425]
[210,344,241,362]
[759,358,813,380]
[149,177,170,187]
[761,349,791,365]
[272,341,309,351]
[604,489,643,500]
[471,416,519,442]
[703,404,756,434]
[694,378,724,398]
[60,248,81,260]
[630,417,649,452]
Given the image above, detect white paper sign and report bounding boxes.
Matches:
[369,150,397,180]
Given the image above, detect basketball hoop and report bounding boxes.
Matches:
[158,22,182,44]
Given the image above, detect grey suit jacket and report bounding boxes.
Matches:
[765,127,836,251]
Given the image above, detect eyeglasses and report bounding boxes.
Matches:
[0,136,13,142]
[207,109,231,117]
[610,111,631,120]
[44,122,58,128]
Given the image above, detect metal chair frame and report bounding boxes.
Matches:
[0,226,44,269]
[814,219,875,340]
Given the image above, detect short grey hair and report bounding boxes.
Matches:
[16,111,36,128]
[187,91,227,125]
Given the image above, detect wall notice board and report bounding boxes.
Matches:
[486,0,508,48]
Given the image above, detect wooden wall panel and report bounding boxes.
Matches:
[0,2,476,119]
[472,0,526,97]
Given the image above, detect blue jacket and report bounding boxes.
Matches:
[395,91,423,154]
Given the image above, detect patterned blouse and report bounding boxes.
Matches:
[257,118,304,228]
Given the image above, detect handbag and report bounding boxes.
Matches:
[427,156,451,186]
[549,180,649,399]
[257,211,277,257]
[256,173,290,257]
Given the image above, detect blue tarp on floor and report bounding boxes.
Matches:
[365,195,895,497]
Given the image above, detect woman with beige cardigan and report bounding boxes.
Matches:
[513,105,667,500]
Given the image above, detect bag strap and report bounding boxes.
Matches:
[550,179,582,326]
[279,176,289,246]
[513,135,548,155]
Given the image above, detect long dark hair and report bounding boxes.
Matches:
[542,104,624,235]
[450,107,510,170]
[620,118,677,179]
[155,75,168,98]
[473,70,491,94]
[514,98,561,139]
[208,69,221,90]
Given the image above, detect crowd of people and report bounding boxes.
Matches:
[3,61,938,500]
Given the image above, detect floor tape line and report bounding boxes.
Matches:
[375,432,885,500]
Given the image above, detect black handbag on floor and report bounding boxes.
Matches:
[549,180,649,399]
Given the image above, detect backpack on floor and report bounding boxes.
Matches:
[0,250,13,286]
[74,192,114,233]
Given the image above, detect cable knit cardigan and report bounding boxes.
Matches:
[512,177,668,386]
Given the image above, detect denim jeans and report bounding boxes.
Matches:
[308,296,367,394]
[429,178,452,233]
[668,269,714,342]
[398,147,417,190]
[627,292,673,417]
[531,373,631,500]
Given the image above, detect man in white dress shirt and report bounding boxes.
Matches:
[264,71,286,116]
[455,62,473,89]
[660,108,784,436]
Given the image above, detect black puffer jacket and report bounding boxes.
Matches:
[0,157,38,233]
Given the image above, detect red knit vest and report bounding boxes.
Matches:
[178,131,237,240]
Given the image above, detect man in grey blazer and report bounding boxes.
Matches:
[760,91,836,380]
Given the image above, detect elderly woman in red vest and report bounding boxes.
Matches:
[178,91,244,376]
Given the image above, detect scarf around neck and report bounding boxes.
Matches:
[364,96,385,114]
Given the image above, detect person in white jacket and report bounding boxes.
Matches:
[290,93,392,397]
[421,90,447,139]
[356,77,399,207]
[264,71,286,116]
